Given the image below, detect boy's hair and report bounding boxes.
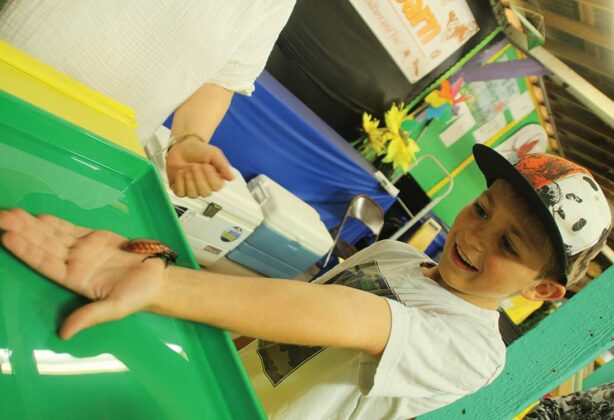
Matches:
[536,238,562,284]
[508,184,562,283]
[474,145,612,287]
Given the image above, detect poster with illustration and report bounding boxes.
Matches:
[494,124,548,161]
[349,0,479,83]
[407,41,547,227]
[432,43,541,151]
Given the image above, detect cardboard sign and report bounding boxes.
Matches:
[349,0,479,83]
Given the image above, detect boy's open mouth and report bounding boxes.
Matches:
[453,243,478,271]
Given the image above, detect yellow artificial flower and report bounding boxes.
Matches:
[384,102,409,136]
[359,104,418,166]
[362,112,391,154]
[362,112,380,134]
[369,130,393,154]
[382,133,420,173]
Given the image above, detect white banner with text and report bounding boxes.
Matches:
[349,0,479,83]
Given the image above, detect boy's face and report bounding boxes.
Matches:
[430,179,564,310]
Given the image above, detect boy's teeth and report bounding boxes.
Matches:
[457,245,475,268]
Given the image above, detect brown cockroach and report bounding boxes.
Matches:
[121,239,178,266]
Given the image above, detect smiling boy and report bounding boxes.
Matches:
[0,145,610,419]
[428,179,565,311]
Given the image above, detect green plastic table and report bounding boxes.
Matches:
[0,90,264,419]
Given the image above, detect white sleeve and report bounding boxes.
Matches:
[358,299,505,401]
[208,0,295,95]
[312,240,429,285]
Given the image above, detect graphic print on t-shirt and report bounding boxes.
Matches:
[257,261,400,386]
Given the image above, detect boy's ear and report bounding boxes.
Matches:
[521,279,566,302]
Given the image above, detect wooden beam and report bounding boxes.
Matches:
[420,267,614,419]
[542,10,614,50]
[558,128,613,168]
[544,80,592,112]
[543,39,613,80]
[550,91,612,128]
[531,46,614,127]
[542,10,613,50]
[551,106,614,146]
[547,79,614,126]
[578,0,599,57]
[576,0,614,12]
[557,126,614,168]
[518,0,612,14]
[563,150,614,200]
[562,144,614,177]
[556,126,614,163]
[556,126,614,164]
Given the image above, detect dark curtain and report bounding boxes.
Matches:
[265,0,498,140]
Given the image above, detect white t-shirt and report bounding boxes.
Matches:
[0,0,295,142]
[240,240,506,419]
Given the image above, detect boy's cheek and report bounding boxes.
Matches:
[483,260,535,291]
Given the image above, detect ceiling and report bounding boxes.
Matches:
[515,0,613,251]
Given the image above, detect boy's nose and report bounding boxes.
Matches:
[465,227,487,252]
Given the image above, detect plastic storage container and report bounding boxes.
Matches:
[147,127,263,266]
[228,175,333,278]
[167,181,264,266]
[0,91,264,419]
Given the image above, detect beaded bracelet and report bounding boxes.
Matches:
[165,132,206,155]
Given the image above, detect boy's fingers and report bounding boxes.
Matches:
[60,302,102,340]
[38,214,91,244]
[0,210,69,260]
[59,299,129,340]
[39,228,70,260]
[0,209,89,254]
[0,210,15,232]
[18,216,70,260]
[1,231,67,282]
[36,214,74,248]
[0,208,34,232]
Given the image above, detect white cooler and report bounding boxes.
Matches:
[146,126,263,266]
[227,175,333,278]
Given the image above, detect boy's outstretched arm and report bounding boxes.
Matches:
[0,208,391,357]
[155,267,391,357]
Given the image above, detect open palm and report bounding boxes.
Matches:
[0,208,166,339]
[166,138,234,198]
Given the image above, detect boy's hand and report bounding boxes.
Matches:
[166,138,234,198]
[0,208,166,340]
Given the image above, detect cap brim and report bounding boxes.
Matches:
[472,144,567,285]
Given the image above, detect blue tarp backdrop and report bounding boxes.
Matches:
[164,71,396,244]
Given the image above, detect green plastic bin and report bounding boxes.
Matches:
[0,90,265,419]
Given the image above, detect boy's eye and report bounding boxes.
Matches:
[473,202,487,219]
[501,236,518,256]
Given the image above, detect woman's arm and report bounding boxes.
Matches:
[170,83,233,144]
[166,83,235,198]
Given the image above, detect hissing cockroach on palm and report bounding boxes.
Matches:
[121,239,178,266]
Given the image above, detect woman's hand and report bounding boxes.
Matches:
[166,83,235,198]
[0,208,167,339]
[165,138,234,198]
